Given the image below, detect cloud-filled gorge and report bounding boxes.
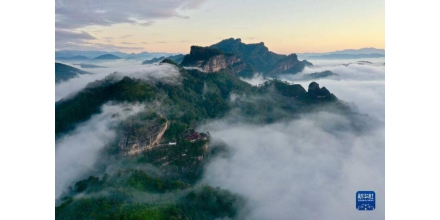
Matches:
[55,58,384,219]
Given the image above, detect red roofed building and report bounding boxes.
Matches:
[186,132,200,142]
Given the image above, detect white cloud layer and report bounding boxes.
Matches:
[199,111,384,220]
[242,58,385,121]
[199,58,385,219]
[55,103,145,199]
[55,61,181,101]
[54,57,385,219]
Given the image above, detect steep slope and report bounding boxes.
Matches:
[55,76,157,135]
[267,54,306,76]
[209,38,311,76]
[55,62,90,83]
[209,38,285,73]
[118,117,169,156]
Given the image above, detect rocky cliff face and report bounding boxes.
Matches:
[267,54,306,76]
[209,38,315,76]
[181,46,251,76]
[209,38,285,73]
[198,54,245,72]
[181,40,317,77]
[117,118,169,156]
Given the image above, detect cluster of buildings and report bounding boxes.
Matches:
[185,131,209,142]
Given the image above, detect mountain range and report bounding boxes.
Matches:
[298,47,385,60]
[56,50,177,61]
[93,54,122,60]
[56,41,384,65]
[55,38,373,219]
[55,54,350,219]
[142,54,185,65]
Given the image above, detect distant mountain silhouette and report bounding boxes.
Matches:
[73,63,107,69]
[142,56,166,65]
[56,50,176,60]
[93,54,122,60]
[305,53,384,60]
[298,47,385,60]
[165,54,185,64]
[55,62,90,83]
[56,55,90,61]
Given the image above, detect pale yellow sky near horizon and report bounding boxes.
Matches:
[59,0,384,54]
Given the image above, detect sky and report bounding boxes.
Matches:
[55,0,384,54]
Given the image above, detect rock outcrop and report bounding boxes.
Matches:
[307,82,333,99]
[209,38,285,73]
[117,118,169,156]
[181,46,251,76]
[209,38,313,76]
[302,60,313,67]
[269,80,307,98]
[267,54,306,76]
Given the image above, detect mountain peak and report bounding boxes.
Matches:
[307,81,334,100]
[181,46,250,75]
[223,38,241,43]
[287,53,298,59]
[209,38,285,73]
[185,46,224,60]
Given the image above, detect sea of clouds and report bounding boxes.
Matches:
[201,58,385,220]
[55,57,385,219]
